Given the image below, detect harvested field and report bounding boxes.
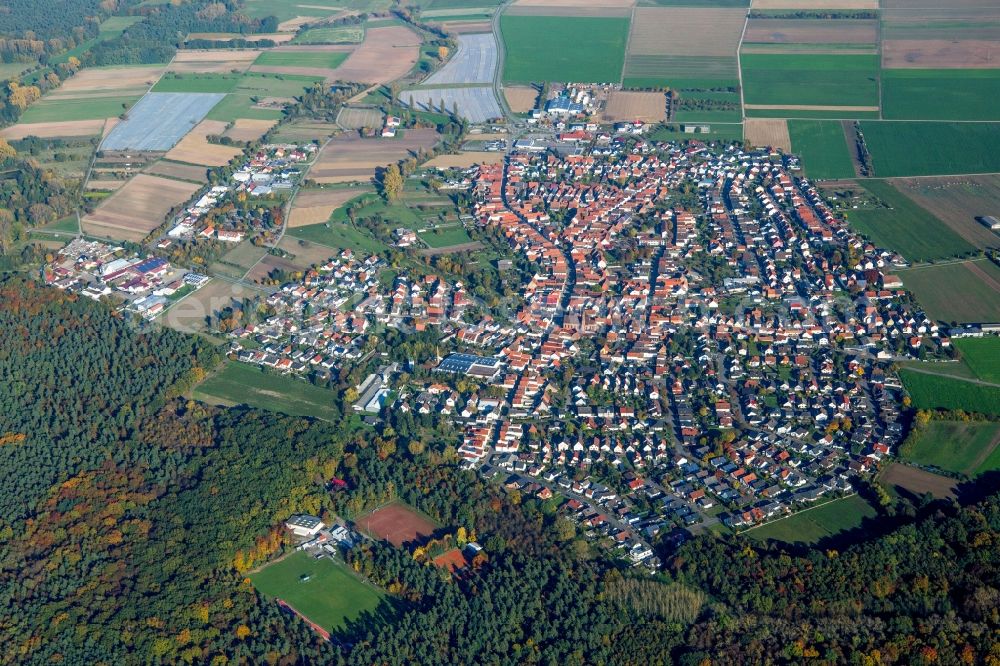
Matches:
[356,502,438,548]
[337,106,384,129]
[745,118,791,151]
[86,179,126,191]
[751,0,876,7]
[0,119,105,140]
[163,119,242,166]
[311,128,440,183]
[277,235,342,268]
[101,92,226,151]
[145,160,209,183]
[82,174,200,242]
[882,40,1000,69]
[327,26,422,84]
[424,33,497,85]
[504,85,538,112]
[881,463,957,500]
[223,118,279,142]
[601,91,667,122]
[49,65,164,96]
[288,187,374,227]
[629,7,746,56]
[402,86,503,123]
[423,151,504,168]
[168,50,262,74]
[887,175,1000,250]
[246,255,300,283]
[744,19,877,45]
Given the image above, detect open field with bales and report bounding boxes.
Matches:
[310,129,440,183]
[193,361,342,421]
[501,15,629,83]
[903,420,1000,477]
[289,187,374,227]
[898,259,1000,325]
[901,368,1000,417]
[327,26,422,84]
[81,174,199,242]
[746,495,878,545]
[886,175,1000,251]
[787,120,855,180]
[250,552,386,635]
[356,502,438,547]
[164,119,243,166]
[861,121,1000,177]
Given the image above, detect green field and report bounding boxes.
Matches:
[254,51,349,69]
[741,54,878,107]
[0,62,32,80]
[903,420,1000,477]
[639,0,748,5]
[624,56,738,88]
[747,495,878,544]
[240,0,391,21]
[501,15,629,84]
[788,120,856,179]
[152,73,240,93]
[19,96,142,123]
[861,121,1000,177]
[288,222,389,254]
[419,225,472,248]
[206,95,285,122]
[647,122,744,142]
[901,369,1000,417]
[99,15,145,40]
[955,337,1000,384]
[882,69,1000,121]
[193,362,342,421]
[291,25,366,44]
[844,180,975,262]
[250,552,386,633]
[898,259,1000,324]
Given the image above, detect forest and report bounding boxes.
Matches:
[0,277,998,665]
[0,0,103,59]
[0,149,83,250]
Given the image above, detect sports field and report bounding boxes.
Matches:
[845,180,975,262]
[250,552,385,633]
[356,502,438,547]
[900,369,1000,417]
[787,120,855,179]
[741,54,879,107]
[746,495,878,545]
[501,15,629,83]
[903,420,1000,477]
[899,259,1000,324]
[861,121,1000,177]
[882,69,1000,121]
[193,362,341,421]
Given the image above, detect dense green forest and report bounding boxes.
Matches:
[0,151,83,250]
[0,0,103,60]
[0,277,998,665]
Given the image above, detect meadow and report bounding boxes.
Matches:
[291,25,366,44]
[898,259,1000,324]
[288,222,389,254]
[254,51,350,69]
[861,121,1000,177]
[882,69,1000,121]
[501,15,629,84]
[419,225,473,248]
[903,420,1000,477]
[787,120,856,179]
[152,73,240,93]
[845,180,975,262]
[249,552,386,633]
[900,369,1000,417]
[955,336,1000,384]
[19,96,141,123]
[193,362,342,421]
[740,54,879,107]
[746,495,878,545]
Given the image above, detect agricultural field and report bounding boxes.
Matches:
[861,121,1000,177]
[424,33,497,85]
[310,129,440,183]
[337,106,384,130]
[224,118,280,143]
[101,92,226,151]
[744,118,791,151]
[251,49,350,78]
[273,119,341,142]
[249,552,386,634]
[210,241,269,279]
[741,53,879,108]
[402,86,502,123]
[327,26,423,84]
[18,95,143,124]
[193,361,342,421]
[882,70,1000,121]
[601,91,668,123]
[291,24,366,44]
[844,180,976,262]
[746,495,878,545]
[0,119,106,140]
[887,175,1000,251]
[751,0,874,6]
[899,259,1000,324]
[163,119,243,166]
[145,160,209,183]
[48,64,163,98]
[81,174,200,242]
[501,15,630,84]
[289,186,374,227]
[672,88,742,123]
[881,463,958,500]
[423,151,504,168]
[743,19,877,47]
[167,50,262,74]
[356,502,438,547]
[159,277,245,336]
[288,221,389,254]
[787,120,855,180]
[901,368,1000,417]
[277,236,345,269]
[503,85,538,112]
[955,337,1000,384]
[152,73,239,94]
[903,420,1000,477]
[622,7,744,88]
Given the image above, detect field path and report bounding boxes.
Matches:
[966,260,1000,293]
[737,3,749,120]
[967,427,1000,475]
[492,0,514,119]
[903,365,1000,389]
[621,4,637,87]
[264,135,335,256]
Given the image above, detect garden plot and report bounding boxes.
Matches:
[327,26,422,84]
[164,119,243,166]
[100,93,226,151]
[82,174,200,242]
[311,129,440,183]
[424,33,498,85]
[402,86,502,123]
